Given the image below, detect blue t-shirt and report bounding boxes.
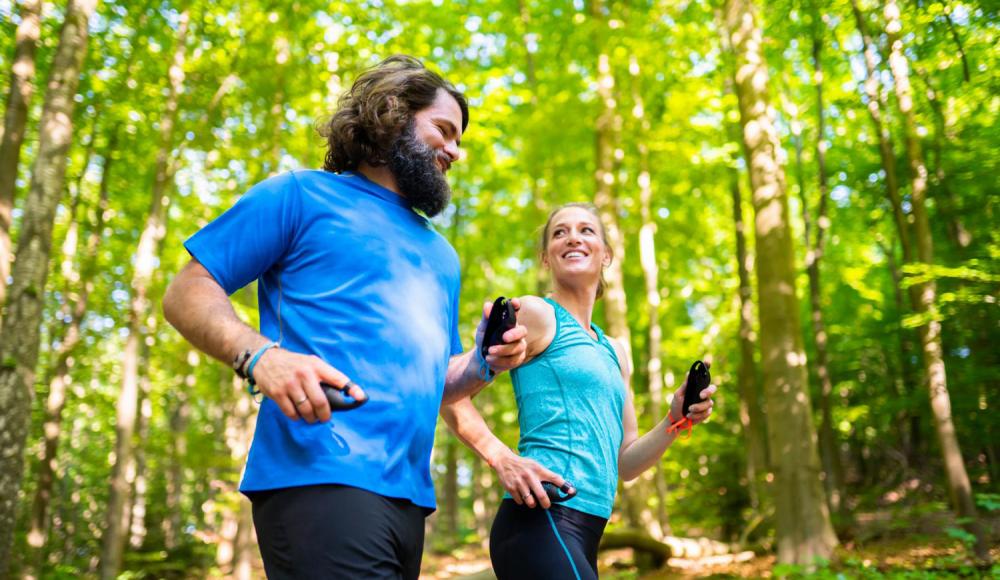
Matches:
[510,298,626,518]
[184,169,463,510]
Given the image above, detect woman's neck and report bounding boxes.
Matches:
[550,284,598,335]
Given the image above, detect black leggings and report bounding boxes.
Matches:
[490,499,608,580]
[248,484,427,580]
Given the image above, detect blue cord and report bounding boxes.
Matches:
[246,341,278,397]
[545,510,582,580]
[477,348,495,381]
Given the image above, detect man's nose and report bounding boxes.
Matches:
[443,140,461,162]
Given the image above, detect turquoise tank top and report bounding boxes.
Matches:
[510,297,626,518]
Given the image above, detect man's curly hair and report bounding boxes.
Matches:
[321,55,469,173]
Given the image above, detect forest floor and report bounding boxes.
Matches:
[420,503,1000,579]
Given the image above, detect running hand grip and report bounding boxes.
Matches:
[481,297,517,359]
[682,361,711,417]
[320,381,368,411]
[541,481,577,503]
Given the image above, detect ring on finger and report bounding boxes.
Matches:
[294,396,308,406]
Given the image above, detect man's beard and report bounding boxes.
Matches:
[388,123,452,217]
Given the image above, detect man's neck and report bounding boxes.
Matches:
[357,163,402,196]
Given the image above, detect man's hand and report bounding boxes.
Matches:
[669,361,717,425]
[251,348,367,423]
[475,298,528,375]
[490,450,565,509]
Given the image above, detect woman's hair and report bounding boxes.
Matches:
[320,55,469,172]
[539,202,614,299]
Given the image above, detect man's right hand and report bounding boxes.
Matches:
[490,450,565,509]
[250,348,367,423]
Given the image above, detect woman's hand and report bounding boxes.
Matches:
[669,362,717,425]
[475,298,528,375]
[490,449,565,510]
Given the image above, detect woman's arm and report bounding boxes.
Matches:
[440,295,563,507]
[440,397,564,509]
[614,340,716,481]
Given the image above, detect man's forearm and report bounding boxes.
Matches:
[162,261,269,366]
[442,350,490,405]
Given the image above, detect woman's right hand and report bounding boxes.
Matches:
[490,450,566,509]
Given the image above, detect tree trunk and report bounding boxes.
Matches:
[24,130,112,579]
[722,0,838,565]
[883,0,990,561]
[127,367,152,550]
[164,387,190,550]
[442,434,459,549]
[850,0,925,470]
[849,0,912,264]
[728,166,767,510]
[590,0,630,350]
[798,31,846,519]
[516,0,548,295]
[915,69,971,250]
[100,12,188,577]
[471,454,491,548]
[0,0,97,569]
[630,54,668,538]
[221,366,258,579]
[0,0,43,315]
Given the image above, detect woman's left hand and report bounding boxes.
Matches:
[668,362,717,425]
[475,298,529,375]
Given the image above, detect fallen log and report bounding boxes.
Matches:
[599,529,673,568]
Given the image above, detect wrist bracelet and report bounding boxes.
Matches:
[233,349,253,379]
[246,342,279,387]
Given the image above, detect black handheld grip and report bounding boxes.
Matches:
[481,296,517,359]
[320,382,368,411]
[682,361,711,417]
[541,481,577,503]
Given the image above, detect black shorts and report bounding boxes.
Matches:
[248,484,427,580]
[489,498,608,580]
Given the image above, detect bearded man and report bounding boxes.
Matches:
[163,55,526,579]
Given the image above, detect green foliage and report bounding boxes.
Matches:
[0,0,996,577]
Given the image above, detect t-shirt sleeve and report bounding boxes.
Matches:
[183,172,301,295]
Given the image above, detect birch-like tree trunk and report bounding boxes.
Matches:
[883,0,990,561]
[0,0,44,315]
[163,384,190,550]
[728,166,767,511]
[217,364,258,579]
[788,28,846,519]
[722,0,838,564]
[630,54,668,537]
[100,12,188,578]
[850,0,925,468]
[0,0,97,569]
[24,131,112,579]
